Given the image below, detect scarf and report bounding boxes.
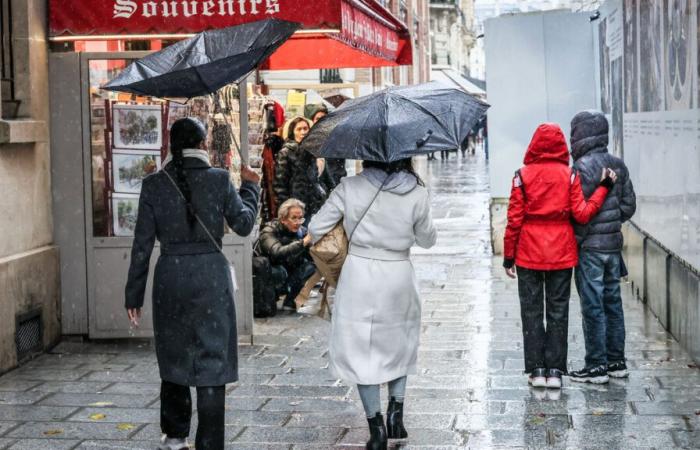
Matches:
[162,148,211,168]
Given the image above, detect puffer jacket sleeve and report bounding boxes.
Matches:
[619,168,636,222]
[224,179,260,237]
[125,179,157,309]
[414,188,437,249]
[259,224,306,266]
[503,173,525,261]
[569,173,609,224]
[308,181,345,243]
[273,145,292,205]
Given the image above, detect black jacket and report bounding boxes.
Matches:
[257,220,309,268]
[571,110,636,252]
[273,140,328,217]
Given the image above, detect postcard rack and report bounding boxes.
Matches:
[104,100,168,237]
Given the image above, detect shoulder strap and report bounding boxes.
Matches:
[162,169,226,256]
[348,176,390,243]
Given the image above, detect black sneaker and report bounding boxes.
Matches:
[568,365,609,384]
[528,368,547,388]
[607,361,629,378]
[545,368,563,389]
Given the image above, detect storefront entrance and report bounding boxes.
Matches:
[49,51,255,341]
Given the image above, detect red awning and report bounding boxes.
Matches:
[49,0,412,68]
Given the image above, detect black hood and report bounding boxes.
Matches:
[570,110,609,160]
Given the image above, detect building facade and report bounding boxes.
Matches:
[429,0,477,75]
[0,0,60,374]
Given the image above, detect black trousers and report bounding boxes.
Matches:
[161,380,225,450]
[516,267,573,373]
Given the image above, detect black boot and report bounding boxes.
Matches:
[366,413,387,450]
[386,397,408,440]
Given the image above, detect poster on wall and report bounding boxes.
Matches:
[664,0,695,111]
[624,0,639,112]
[611,58,624,158]
[599,17,612,113]
[603,0,700,269]
[112,104,163,150]
[112,193,140,237]
[639,0,665,111]
[112,150,161,194]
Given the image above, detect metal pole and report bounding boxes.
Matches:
[238,79,249,166]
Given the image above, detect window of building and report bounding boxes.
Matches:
[320,69,343,84]
[0,0,18,119]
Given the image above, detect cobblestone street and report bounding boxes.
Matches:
[1,154,699,449]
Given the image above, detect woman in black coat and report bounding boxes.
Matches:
[273,116,328,222]
[125,118,260,450]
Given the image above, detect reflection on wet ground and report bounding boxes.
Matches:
[0,152,699,449]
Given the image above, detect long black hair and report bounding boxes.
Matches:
[169,117,207,225]
[362,158,424,187]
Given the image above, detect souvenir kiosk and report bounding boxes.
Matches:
[48,0,413,341]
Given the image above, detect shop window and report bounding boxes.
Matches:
[0,0,19,119]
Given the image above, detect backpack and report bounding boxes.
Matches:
[252,256,278,318]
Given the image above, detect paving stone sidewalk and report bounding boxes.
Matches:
[1,154,699,449]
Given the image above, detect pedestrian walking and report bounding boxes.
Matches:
[503,123,617,390]
[124,118,260,450]
[273,116,328,223]
[567,110,637,384]
[309,158,437,450]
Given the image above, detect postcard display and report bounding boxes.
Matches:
[104,102,166,237]
[103,91,268,237]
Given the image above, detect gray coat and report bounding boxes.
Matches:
[125,158,259,386]
[571,111,636,252]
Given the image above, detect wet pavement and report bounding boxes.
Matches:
[1,152,700,449]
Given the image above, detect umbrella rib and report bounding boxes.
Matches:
[393,94,455,141]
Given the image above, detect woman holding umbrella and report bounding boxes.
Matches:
[309,158,437,449]
[125,118,260,450]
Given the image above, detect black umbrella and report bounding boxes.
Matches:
[301,81,489,162]
[102,19,300,98]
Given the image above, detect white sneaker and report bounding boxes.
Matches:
[545,369,563,389]
[528,368,547,388]
[158,436,188,450]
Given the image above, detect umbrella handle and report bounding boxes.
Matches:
[416,130,433,148]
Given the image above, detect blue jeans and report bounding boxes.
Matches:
[575,250,626,368]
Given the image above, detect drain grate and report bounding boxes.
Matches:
[15,310,42,362]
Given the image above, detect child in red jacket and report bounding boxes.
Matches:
[503,123,616,389]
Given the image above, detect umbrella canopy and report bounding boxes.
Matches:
[301,81,489,162]
[102,19,300,98]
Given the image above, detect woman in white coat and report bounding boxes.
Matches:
[309,158,437,450]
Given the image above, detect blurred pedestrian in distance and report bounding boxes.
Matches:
[274,117,328,224]
[256,198,321,313]
[308,103,347,188]
[260,101,286,222]
[503,122,617,391]
[567,111,636,385]
[309,158,437,449]
[125,117,260,450]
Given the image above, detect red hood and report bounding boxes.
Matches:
[524,123,570,165]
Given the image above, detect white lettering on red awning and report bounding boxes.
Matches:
[112,0,279,19]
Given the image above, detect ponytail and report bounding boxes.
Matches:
[169,118,207,225]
